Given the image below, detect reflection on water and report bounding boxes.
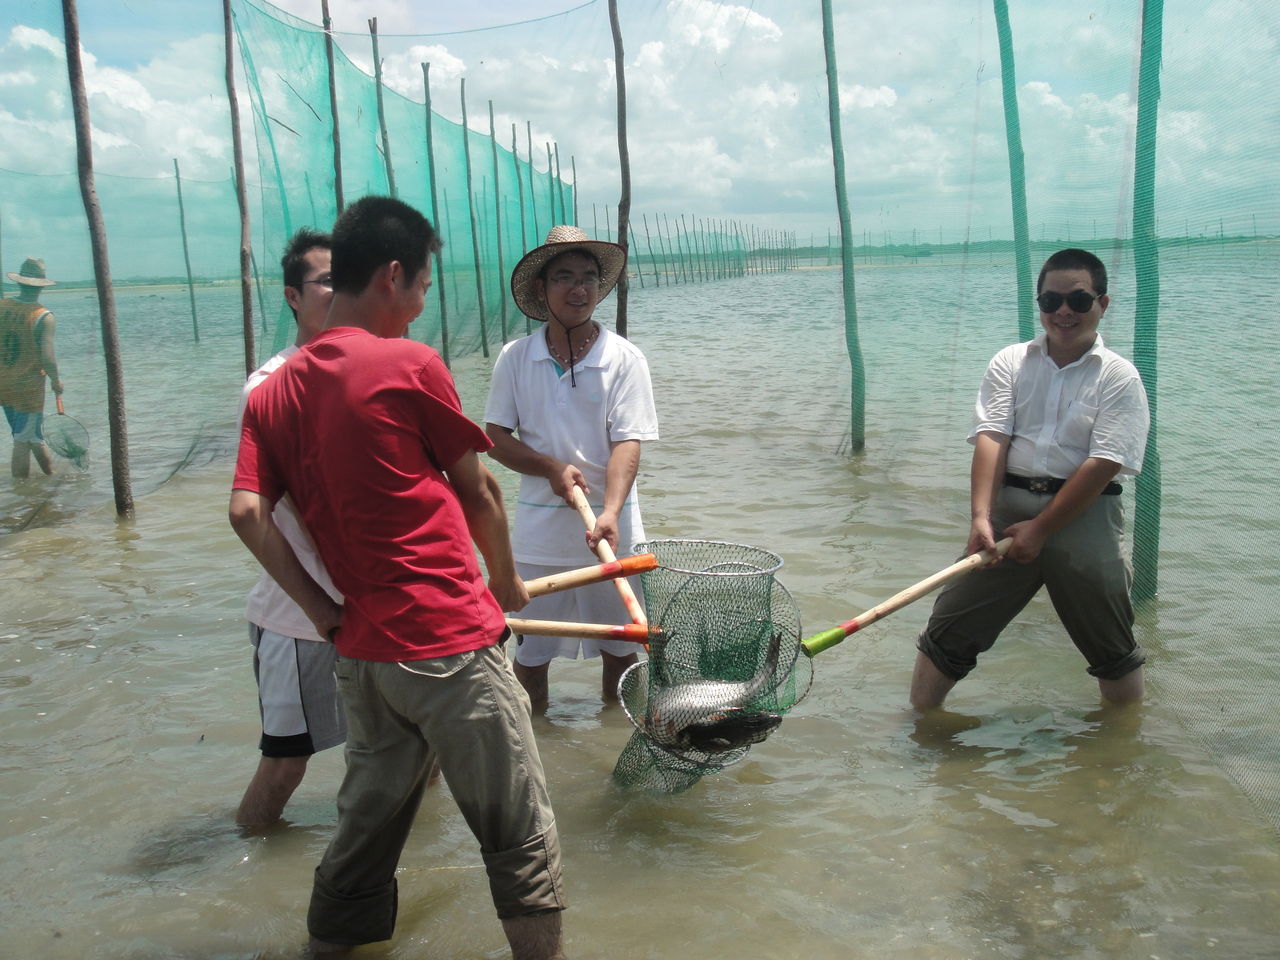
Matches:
[2,260,1278,958]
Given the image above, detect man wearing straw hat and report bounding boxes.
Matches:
[485,226,659,708]
[231,197,565,957]
[0,257,63,478]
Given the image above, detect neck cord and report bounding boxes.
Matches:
[545,306,595,387]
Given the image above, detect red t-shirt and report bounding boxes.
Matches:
[233,326,506,661]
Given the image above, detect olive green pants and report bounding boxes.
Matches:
[307,639,565,945]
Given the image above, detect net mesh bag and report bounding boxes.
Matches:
[612,540,812,794]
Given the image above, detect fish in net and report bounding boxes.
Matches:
[613,540,812,794]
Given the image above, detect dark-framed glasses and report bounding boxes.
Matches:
[1036,289,1100,313]
[302,274,334,289]
[548,274,600,290]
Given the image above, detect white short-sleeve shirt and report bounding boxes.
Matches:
[485,326,659,565]
[970,333,1150,480]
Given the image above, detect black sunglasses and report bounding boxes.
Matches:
[1036,289,1101,313]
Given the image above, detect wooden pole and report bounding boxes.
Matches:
[460,79,489,356]
[553,142,567,225]
[512,123,528,253]
[368,18,397,198]
[608,0,631,336]
[421,64,450,366]
[321,0,343,213]
[1131,0,1164,601]
[545,142,555,223]
[571,156,579,227]
[172,158,200,342]
[993,0,1034,340]
[820,0,865,452]
[629,226,644,289]
[488,101,508,341]
[642,214,659,286]
[512,122,530,335]
[62,0,134,518]
[223,0,255,378]
[526,121,539,241]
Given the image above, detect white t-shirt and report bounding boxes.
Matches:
[970,333,1150,480]
[239,345,342,641]
[485,326,659,565]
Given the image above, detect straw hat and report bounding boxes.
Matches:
[510,226,626,322]
[7,257,55,287]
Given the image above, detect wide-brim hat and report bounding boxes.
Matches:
[510,225,626,323]
[7,257,55,287]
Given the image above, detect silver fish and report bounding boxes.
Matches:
[645,630,786,754]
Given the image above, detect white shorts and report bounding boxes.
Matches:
[249,624,347,757]
[513,561,648,667]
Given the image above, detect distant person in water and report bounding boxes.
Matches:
[910,248,1150,710]
[0,257,63,478]
[234,228,347,828]
[484,226,659,709]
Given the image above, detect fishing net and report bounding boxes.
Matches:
[613,540,812,795]
[45,401,90,471]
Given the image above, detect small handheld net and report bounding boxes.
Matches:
[613,539,812,794]
[46,397,90,470]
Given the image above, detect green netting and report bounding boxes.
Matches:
[613,541,812,794]
[0,0,1277,828]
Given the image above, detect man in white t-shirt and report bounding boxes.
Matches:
[485,226,659,708]
[911,248,1150,710]
[234,228,346,827]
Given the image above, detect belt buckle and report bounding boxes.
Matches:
[1028,477,1051,494]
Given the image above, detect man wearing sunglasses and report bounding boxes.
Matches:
[911,248,1150,710]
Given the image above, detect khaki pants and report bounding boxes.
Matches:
[917,486,1145,683]
[307,640,565,945]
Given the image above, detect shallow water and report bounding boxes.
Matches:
[2,250,1279,958]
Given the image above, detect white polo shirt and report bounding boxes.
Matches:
[970,333,1149,480]
[485,326,659,565]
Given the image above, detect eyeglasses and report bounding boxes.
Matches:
[1036,289,1100,313]
[302,274,334,289]
[547,274,600,290]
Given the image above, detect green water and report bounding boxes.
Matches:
[2,250,1278,958]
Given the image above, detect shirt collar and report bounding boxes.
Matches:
[1029,331,1106,367]
[533,325,607,367]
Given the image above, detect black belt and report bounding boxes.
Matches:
[1004,473,1122,496]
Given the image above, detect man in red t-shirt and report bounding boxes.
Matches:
[230,196,566,958]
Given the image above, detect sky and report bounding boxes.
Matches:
[0,0,1276,280]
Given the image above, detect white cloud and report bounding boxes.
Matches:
[0,70,38,88]
[840,84,897,111]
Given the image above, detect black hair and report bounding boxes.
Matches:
[280,227,332,291]
[1037,248,1108,296]
[330,196,442,295]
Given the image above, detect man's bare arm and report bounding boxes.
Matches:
[444,450,529,612]
[229,489,342,637]
[485,422,585,502]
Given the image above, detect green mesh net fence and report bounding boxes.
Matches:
[613,540,812,795]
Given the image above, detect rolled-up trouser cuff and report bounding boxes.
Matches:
[1086,644,1146,681]
[307,868,398,945]
[483,820,567,919]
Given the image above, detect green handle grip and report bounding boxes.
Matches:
[801,626,851,658]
